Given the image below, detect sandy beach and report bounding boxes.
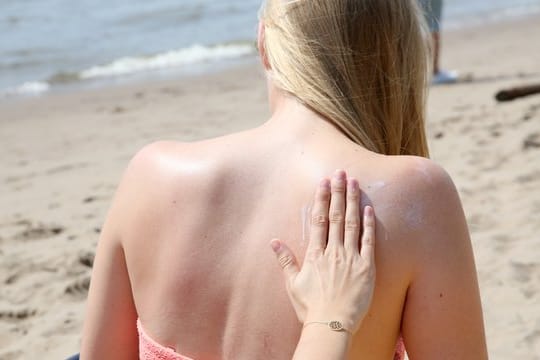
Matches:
[1,14,539,360]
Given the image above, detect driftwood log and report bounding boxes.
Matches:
[496,84,540,102]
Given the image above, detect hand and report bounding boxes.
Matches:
[271,171,376,334]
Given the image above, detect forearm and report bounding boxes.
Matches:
[293,325,352,360]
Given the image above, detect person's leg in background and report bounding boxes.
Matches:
[419,0,458,84]
[432,28,441,75]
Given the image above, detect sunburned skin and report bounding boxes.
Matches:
[81,92,487,359]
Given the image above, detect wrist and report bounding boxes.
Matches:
[303,320,353,335]
[294,322,353,359]
[301,322,353,342]
[304,312,358,335]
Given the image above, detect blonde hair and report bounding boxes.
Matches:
[260,0,431,157]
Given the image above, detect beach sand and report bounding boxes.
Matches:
[1,14,539,360]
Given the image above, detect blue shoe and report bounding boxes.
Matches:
[432,70,458,85]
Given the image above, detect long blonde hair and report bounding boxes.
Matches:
[260,0,431,157]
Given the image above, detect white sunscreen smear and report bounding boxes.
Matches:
[369,181,387,192]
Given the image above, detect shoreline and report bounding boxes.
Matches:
[1,13,539,360]
[0,56,260,108]
[2,11,540,104]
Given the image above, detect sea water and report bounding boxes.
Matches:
[1,0,539,97]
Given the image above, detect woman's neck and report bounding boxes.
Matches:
[263,92,348,143]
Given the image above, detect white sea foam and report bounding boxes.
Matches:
[1,81,50,97]
[80,43,255,80]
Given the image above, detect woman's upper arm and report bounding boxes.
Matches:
[80,144,164,359]
[80,220,139,359]
[400,161,488,359]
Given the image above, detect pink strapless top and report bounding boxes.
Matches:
[138,319,405,360]
[138,319,194,360]
[394,337,406,360]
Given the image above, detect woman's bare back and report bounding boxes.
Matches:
[81,0,488,355]
[103,114,485,359]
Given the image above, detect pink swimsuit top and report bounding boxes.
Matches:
[138,319,194,360]
[137,319,405,360]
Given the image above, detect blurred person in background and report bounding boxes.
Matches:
[420,0,459,84]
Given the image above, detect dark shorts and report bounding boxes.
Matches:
[419,0,443,32]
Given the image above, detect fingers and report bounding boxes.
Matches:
[271,239,300,282]
[344,178,361,252]
[360,206,376,264]
[327,170,347,250]
[307,178,331,253]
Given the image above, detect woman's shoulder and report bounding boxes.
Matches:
[362,154,464,240]
[127,140,212,167]
[116,137,254,205]
[124,139,231,179]
[381,155,456,198]
[107,140,231,240]
[356,154,470,282]
[126,133,252,172]
[120,140,229,198]
[364,154,457,201]
[120,141,190,190]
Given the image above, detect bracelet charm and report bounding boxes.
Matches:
[329,321,344,331]
[303,320,351,333]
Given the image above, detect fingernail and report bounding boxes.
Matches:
[365,206,374,217]
[334,169,346,181]
[271,240,282,252]
[320,178,331,189]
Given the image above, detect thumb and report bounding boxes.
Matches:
[270,239,300,282]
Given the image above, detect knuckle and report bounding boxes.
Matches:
[362,263,376,277]
[362,234,374,246]
[345,218,359,230]
[356,265,370,277]
[347,192,360,201]
[329,211,344,223]
[328,250,346,264]
[311,214,328,227]
[332,184,346,193]
[317,189,331,201]
[363,226,375,237]
[306,248,323,261]
[367,230,375,240]
[364,216,375,227]
[278,254,295,269]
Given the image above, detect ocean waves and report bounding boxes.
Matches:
[3,0,539,99]
[1,81,50,97]
[80,42,255,79]
[1,42,256,98]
